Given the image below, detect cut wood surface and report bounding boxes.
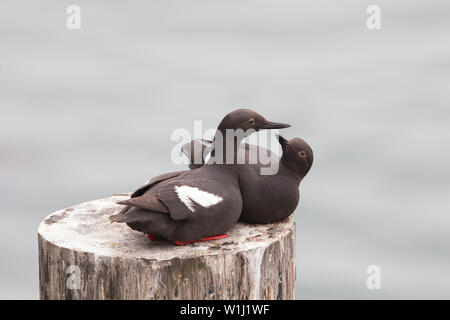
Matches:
[38,195,296,299]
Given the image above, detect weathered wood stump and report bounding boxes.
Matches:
[38,195,295,300]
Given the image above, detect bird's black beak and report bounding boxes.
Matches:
[276,134,289,150]
[264,121,291,129]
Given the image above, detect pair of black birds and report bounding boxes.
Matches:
[110,109,313,245]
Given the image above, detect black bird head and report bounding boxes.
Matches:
[277,134,313,177]
[216,109,290,134]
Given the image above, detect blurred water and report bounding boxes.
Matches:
[0,0,449,299]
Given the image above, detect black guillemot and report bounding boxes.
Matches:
[181,134,313,224]
[109,109,290,244]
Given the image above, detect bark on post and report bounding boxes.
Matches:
[38,195,296,300]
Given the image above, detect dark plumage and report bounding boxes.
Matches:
[109,109,291,242]
[182,134,313,223]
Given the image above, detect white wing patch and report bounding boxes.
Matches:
[174,185,223,212]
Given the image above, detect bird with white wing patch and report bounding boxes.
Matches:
[109,109,290,245]
[174,185,223,212]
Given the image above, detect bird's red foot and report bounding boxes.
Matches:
[146,234,158,241]
[174,234,228,246]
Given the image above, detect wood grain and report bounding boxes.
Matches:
[38,195,295,300]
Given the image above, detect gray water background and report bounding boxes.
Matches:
[1,1,449,299]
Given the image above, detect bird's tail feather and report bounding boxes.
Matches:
[110,206,177,240]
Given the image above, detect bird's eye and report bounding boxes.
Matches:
[248,118,255,125]
[298,151,307,157]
